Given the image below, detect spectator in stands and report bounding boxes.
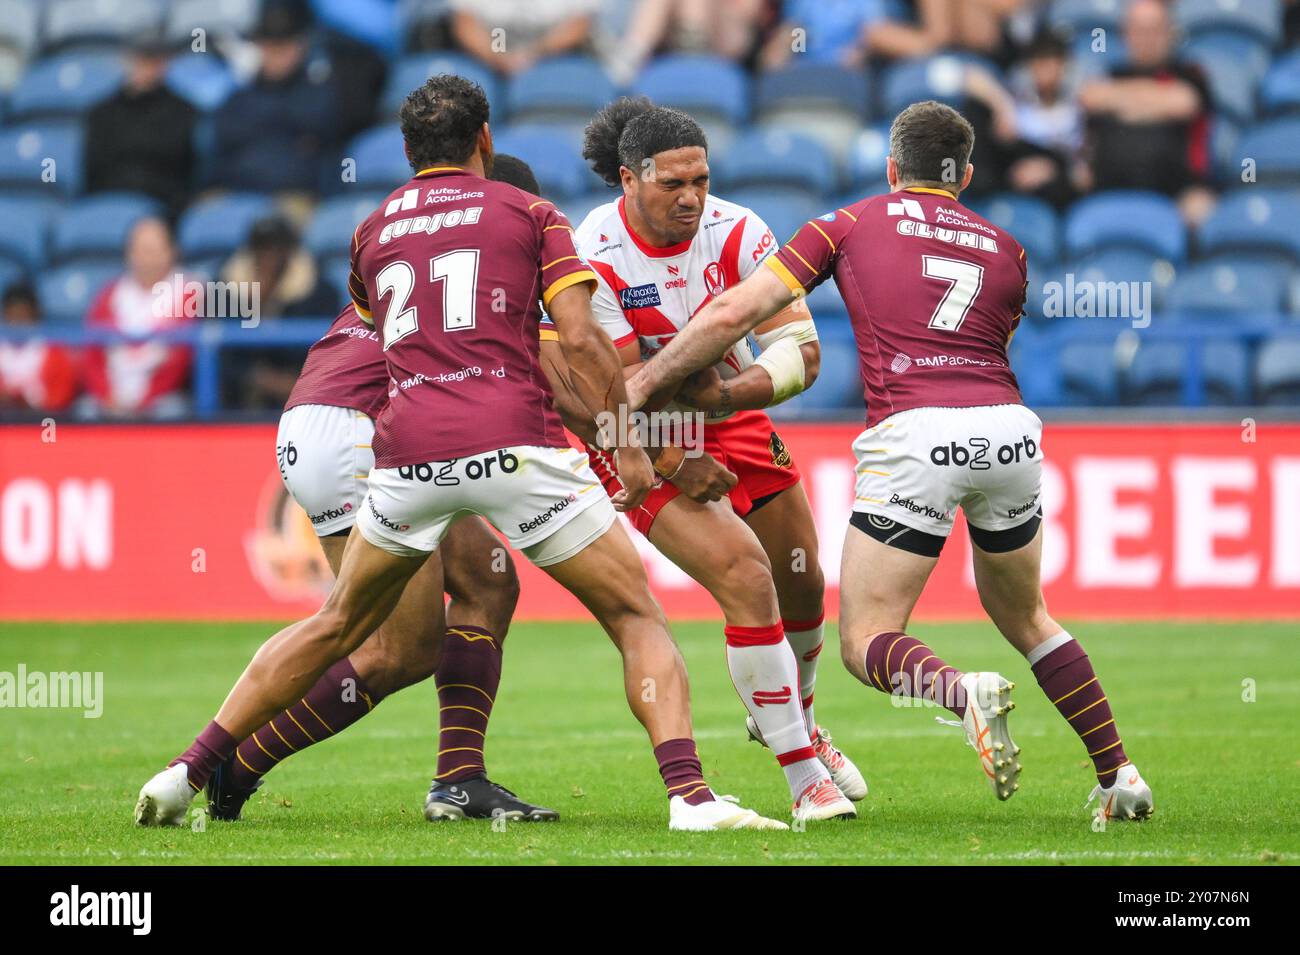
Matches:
[82,218,195,419]
[219,216,338,411]
[0,284,77,414]
[1079,0,1215,224]
[84,30,197,216]
[615,0,773,83]
[966,29,1084,207]
[211,0,342,195]
[912,0,1025,62]
[449,0,599,75]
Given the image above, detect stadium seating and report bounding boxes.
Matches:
[1255,335,1300,405]
[1046,0,1126,36]
[43,0,166,54]
[176,192,275,261]
[1165,261,1290,314]
[879,55,969,117]
[380,53,501,123]
[345,124,410,191]
[304,193,387,263]
[845,124,891,195]
[632,54,750,144]
[715,129,837,200]
[36,260,118,324]
[505,57,616,133]
[163,0,259,43]
[1201,339,1252,405]
[0,121,83,196]
[974,194,1060,266]
[1198,189,1300,260]
[722,190,817,245]
[754,63,870,162]
[0,195,59,271]
[1260,49,1300,115]
[1182,37,1264,124]
[165,52,238,112]
[1176,0,1283,47]
[491,125,592,198]
[1059,341,1120,405]
[50,193,163,264]
[1126,341,1191,405]
[1237,117,1300,183]
[1064,191,1186,261]
[7,53,124,121]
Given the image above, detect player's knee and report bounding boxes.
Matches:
[482,561,521,633]
[714,548,777,616]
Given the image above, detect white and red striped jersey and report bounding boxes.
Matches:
[575,193,779,421]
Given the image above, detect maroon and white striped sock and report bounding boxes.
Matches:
[654,738,714,805]
[725,622,828,799]
[783,612,825,738]
[863,631,967,718]
[227,658,383,791]
[1028,632,1129,787]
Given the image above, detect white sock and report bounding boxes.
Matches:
[1025,630,1074,666]
[726,626,829,800]
[782,614,825,738]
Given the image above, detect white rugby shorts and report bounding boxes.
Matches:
[276,403,374,536]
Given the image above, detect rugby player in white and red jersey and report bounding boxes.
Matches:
[629,101,1153,823]
[556,98,865,822]
[135,76,782,832]
[200,153,561,826]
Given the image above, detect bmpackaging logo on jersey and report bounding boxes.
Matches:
[519,492,578,533]
[620,283,662,309]
[399,449,519,484]
[50,885,151,935]
[397,366,493,389]
[367,496,410,532]
[310,502,353,525]
[914,354,997,368]
[1008,495,1039,519]
[930,435,1038,469]
[889,493,950,521]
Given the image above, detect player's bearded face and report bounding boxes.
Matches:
[630,147,709,246]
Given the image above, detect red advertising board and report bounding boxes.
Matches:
[1,422,1297,620]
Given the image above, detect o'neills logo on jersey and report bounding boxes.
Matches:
[664,264,687,289]
[891,353,913,374]
[703,262,726,296]
[620,283,662,310]
[519,493,577,533]
[889,493,950,521]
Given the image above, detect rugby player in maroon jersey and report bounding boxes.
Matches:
[135,77,782,832]
[627,101,1152,822]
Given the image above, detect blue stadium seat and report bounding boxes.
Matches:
[1125,341,1189,405]
[0,122,83,196]
[0,258,25,296]
[176,193,275,260]
[36,261,118,323]
[846,124,890,194]
[632,55,750,127]
[722,190,817,245]
[1182,40,1261,124]
[380,53,501,124]
[1202,338,1252,404]
[8,53,123,120]
[1261,49,1300,115]
[972,194,1059,266]
[1047,0,1125,36]
[166,52,238,112]
[1064,191,1186,261]
[1209,115,1243,185]
[1199,189,1300,260]
[558,191,614,230]
[1059,341,1119,404]
[1009,328,1061,406]
[1177,0,1282,47]
[491,125,590,198]
[1068,249,1178,310]
[1255,335,1300,404]
[770,335,861,415]
[164,0,258,43]
[1237,118,1300,183]
[50,193,164,264]
[346,124,410,191]
[0,195,58,270]
[43,0,165,53]
[1165,261,1290,313]
[304,193,386,261]
[1291,273,1300,316]
[716,130,836,198]
[754,63,869,161]
[505,57,615,128]
[879,55,970,117]
[0,0,40,57]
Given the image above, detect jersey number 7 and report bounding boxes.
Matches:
[375,249,481,350]
[922,255,983,333]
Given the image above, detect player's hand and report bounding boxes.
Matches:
[668,451,737,503]
[623,372,650,412]
[611,446,654,512]
[674,367,724,410]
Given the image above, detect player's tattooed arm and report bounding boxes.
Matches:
[628,266,795,410]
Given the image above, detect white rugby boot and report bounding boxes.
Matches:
[746,716,868,801]
[669,793,789,831]
[134,763,197,827]
[947,671,1021,801]
[1087,763,1154,822]
[791,777,856,824]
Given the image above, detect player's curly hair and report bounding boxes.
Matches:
[583,96,708,187]
[399,74,490,171]
[490,153,540,195]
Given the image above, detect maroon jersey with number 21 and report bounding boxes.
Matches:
[349,165,597,467]
[768,186,1027,428]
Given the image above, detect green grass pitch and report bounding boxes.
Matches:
[1,619,1296,865]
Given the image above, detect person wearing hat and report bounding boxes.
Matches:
[84,29,197,215]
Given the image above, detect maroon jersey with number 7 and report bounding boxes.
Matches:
[767,186,1027,428]
[349,164,597,467]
